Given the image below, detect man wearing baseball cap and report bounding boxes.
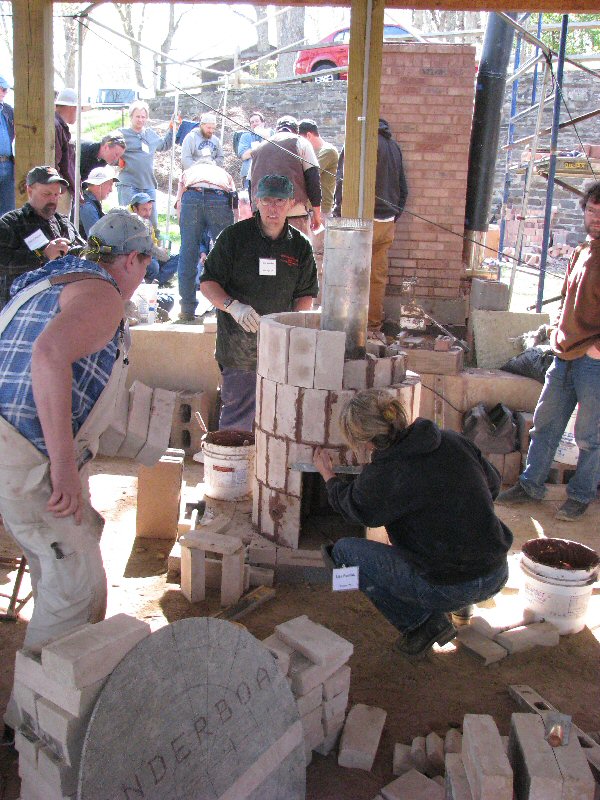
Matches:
[0,208,153,732]
[0,165,84,307]
[200,174,318,430]
[0,75,15,215]
[181,111,224,171]
[249,115,323,236]
[79,166,119,237]
[54,88,79,215]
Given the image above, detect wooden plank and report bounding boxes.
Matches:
[213,585,276,622]
[59,1,600,11]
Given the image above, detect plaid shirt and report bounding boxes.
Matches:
[0,256,121,455]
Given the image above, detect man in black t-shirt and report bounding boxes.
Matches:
[79,134,126,181]
[200,174,318,431]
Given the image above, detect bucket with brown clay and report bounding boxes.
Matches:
[202,430,255,501]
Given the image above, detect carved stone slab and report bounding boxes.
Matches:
[78,618,305,799]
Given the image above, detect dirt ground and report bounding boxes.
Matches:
[1,456,599,800]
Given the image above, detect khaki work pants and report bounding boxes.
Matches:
[369,220,396,329]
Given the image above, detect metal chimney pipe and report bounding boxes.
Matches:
[320,218,373,360]
[463,12,516,270]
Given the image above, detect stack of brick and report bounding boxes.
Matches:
[13,615,151,800]
[169,390,212,456]
[253,310,421,548]
[262,614,353,763]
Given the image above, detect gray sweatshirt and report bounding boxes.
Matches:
[181,129,224,171]
[118,126,173,189]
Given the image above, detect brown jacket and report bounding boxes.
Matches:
[551,237,600,359]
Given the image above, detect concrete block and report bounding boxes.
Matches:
[314,330,346,390]
[462,714,513,800]
[41,614,151,689]
[259,378,278,435]
[393,742,414,775]
[180,544,206,603]
[14,726,43,767]
[136,387,177,466]
[472,310,550,369]
[169,390,212,455]
[261,634,294,675]
[343,359,368,390]
[322,689,349,721]
[275,615,354,666]
[322,664,351,700]
[338,703,387,771]
[445,728,463,754]
[15,650,106,718]
[299,388,327,443]
[37,742,78,796]
[220,548,245,606]
[13,680,38,732]
[470,278,510,311]
[494,622,560,654]
[445,753,473,800]
[36,696,88,767]
[296,684,323,717]
[275,383,300,440]
[116,380,153,459]
[287,326,317,388]
[181,526,239,555]
[327,390,355,446]
[508,713,562,800]
[288,650,350,696]
[380,769,444,799]
[456,627,508,665]
[266,434,288,491]
[426,731,445,775]
[136,453,184,540]
[97,382,129,456]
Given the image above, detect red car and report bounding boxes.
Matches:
[294,23,425,82]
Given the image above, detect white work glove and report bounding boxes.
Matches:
[227,299,261,333]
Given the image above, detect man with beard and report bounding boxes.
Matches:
[0,165,84,307]
[181,112,224,171]
[498,180,600,521]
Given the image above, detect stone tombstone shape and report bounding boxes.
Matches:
[78,618,306,799]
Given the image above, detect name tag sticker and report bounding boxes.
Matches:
[259,258,276,276]
[332,566,359,591]
[140,141,150,154]
[24,229,49,251]
[201,147,211,157]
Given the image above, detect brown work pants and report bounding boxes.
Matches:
[369,220,396,329]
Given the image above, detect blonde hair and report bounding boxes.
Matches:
[339,389,408,451]
[129,100,149,118]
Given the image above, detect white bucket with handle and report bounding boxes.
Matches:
[202,430,255,501]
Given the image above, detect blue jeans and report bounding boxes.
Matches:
[178,190,233,315]
[219,366,256,432]
[520,354,600,504]
[0,160,15,216]
[331,538,509,635]
[117,184,158,229]
[145,254,179,286]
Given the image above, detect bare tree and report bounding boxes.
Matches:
[412,9,484,40]
[255,7,270,80]
[57,3,89,87]
[276,7,305,79]
[0,1,12,62]
[159,4,188,90]
[114,3,148,89]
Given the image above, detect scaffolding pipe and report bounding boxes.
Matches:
[531,13,544,105]
[498,32,523,260]
[536,15,569,314]
[74,16,84,233]
[165,88,179,240]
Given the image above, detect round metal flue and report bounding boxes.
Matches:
[320,218,373,360]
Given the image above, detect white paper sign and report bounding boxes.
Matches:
[24,229,50,251]
[140,141,150,154]
[259,257,276,276]
[332,566,359,592]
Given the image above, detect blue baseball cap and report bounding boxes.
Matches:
[130,192,154,206]
[0,76,11,90]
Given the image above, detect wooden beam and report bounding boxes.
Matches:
[54,0,600,10]
[341,0,385,220]
[13,0,55,208]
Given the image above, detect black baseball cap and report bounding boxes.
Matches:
[255,174,294,199]
[26,166,69,187]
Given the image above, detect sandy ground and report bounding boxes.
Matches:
[1,456,599,799]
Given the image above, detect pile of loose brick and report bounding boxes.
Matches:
[262,615,354,763]
[12,614,151,800]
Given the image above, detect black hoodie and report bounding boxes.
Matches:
[326,419,513,584]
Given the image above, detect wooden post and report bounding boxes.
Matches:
[341,0,385,220]
[12,0,54,208]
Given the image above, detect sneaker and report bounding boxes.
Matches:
[496,483,539,505]
[395,615,457,660]
[555,497,589,521]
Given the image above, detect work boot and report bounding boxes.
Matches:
[496,482,539,505]
[555,497,589,521]
[395,615,457,660]
[451,604,475,625]
[176,311,202,324]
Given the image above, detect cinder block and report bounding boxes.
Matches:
[136,453,184,539]
[426,731,445,775]
[456,627,508,665]
[381,769,444,799]
[445,728,463,754]
[299,388,327,443]
[494,622,560,654]
[393,742,414,775]
[36,696,88,767]
[275,382,300,440]
[180,544,206,603]
[462,714,513,800]
[445,753,474,800]
[343,359,368,390]
[314,330,346,390]
[288,650,350,696]
[259,378,278,435]
[508,713,562,800]
[261,634,294,675]
[41,614,151,690]
[116,380,153,459]
[136,387,177,466]
[221,548,245,606]
[322,664,351,701]
[287,327,318,388]
[266,435,288,491]
[338,703,387,771]
[97,383,129,456]
[275,615,354,666]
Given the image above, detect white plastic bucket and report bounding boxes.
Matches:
[554,406,578,466]
[202,430,255,501]
[519,538,599,634]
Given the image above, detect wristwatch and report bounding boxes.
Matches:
[222,297,234,310]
